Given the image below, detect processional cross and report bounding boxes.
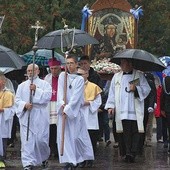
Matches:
[62,18,67,28]
[31,21,44,47]
[26,21,44,141]
[0,15,5,34]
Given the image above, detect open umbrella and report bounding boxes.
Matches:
[0,45,26,70]
[37,28,99,49]
[21,49,65,66]
[110,49,166,71]
[159,56,170,77]
[0,67,15,74]
[159,56,170,67]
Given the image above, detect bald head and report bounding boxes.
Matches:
[27,64,40,79]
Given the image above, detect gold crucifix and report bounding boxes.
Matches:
[62,18,66,26]
[62,18,68,29]
[31,21,44,46]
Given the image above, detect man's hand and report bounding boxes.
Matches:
[161,110,166,117]
[148,107,154,113]
[25,103,33,110]
[62,112,66,116]
[108,108,115,119]
[0,108,4,112]
[30,84,36,91]
[108,108,115,115]
[84,101,90,106]
[129,83,136,92]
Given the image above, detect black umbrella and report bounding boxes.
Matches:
[0,45,26,69]
[37,28,99,49]
[111,49,166,71]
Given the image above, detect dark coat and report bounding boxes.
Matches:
[144,73,157,111]
[161,76,170,112]
[88,67,104,90]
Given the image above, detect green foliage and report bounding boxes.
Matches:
[129,0,170,56]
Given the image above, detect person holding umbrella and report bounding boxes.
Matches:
[57,54,94,169]
[15,64,52,170]
[105,59,151,163]
[44,58,61,158]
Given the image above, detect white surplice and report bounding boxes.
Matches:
[81,94,101,130]
[44,73,58,124]
[105,70,151,133]
[81,82,102,130]
[57,72,94,165]
[0,106,15,156]
[0,89,15,157]
[15,77,52,167]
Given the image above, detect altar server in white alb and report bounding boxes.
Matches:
[0,71,15,168]
[44,58,61,157]
[57,55,94,169]
[15,64,52,170]
[105,59,151,163]
[77,67,102,168]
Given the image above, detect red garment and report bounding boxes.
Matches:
[51,76,58,101]
[154,85,162,117]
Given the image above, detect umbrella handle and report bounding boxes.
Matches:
[125,87,131,93]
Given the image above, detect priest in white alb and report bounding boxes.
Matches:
[57,55,94,169]
[15,64,52,170]
[105,59,151,163]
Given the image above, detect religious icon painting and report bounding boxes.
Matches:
[88,0,136,62]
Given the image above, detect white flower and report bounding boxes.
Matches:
[91,58,121,74]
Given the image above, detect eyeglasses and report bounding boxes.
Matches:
[66,62,75,65]
[77,73,87,76]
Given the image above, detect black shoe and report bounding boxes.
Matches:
[98,138,103,142]
[8,143,14,148]
[113,142,119,148]
[129,155,135,163]
[168,150,170,155]
[64,163,77,170]
[105,140,111,147]
[86,160,93,168]
[124,154,135,163]
[63,163,71,170]
[164,142,168,148]
[23,165,33,170]
[79,161,86,168]
[42,160,48,168]
[124,155,130,163]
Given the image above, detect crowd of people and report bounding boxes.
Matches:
[0,54,170,170]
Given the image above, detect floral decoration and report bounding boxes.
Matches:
[91,58,121,74]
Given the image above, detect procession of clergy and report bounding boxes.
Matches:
[0,54,152,170]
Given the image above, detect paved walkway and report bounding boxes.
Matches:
[4,132,170,170]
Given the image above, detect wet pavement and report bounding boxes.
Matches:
[4,133,170,170]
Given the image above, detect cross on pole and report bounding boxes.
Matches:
[0,15,5,34]
[62,18,66,27]
[26,21,44,141]
[31,21,44,47]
